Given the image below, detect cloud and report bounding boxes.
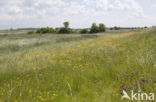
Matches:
[152,4,156,8]
[82,0,145,17]
[0,0,22,15]
[0,0,155,29]
[125,0,145,17]
[108,0,130,11]
[63,2,86,15]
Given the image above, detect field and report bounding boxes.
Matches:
[0,29,156,102]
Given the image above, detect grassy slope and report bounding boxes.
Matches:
[0,29,156,102]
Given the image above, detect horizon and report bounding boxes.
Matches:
[0,26,152,30]
[0,0,156,29]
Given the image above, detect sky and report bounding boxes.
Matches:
[0,0,156,29]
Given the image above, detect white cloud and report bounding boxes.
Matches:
[82,0,145,18]
[125,0,145,17]
[108,0,130,11]
[63,2,85,15]
[98,0,108,6]
[152,4,156,8]
[0,0,155,29]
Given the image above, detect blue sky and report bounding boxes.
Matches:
[0,0,156,29]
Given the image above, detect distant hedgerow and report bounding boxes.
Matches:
[36,27,55,34]
[114,26,120,30]
[80,29,89,34]
[90,23,99,33]
[27,31,35,34]
[58,21,73,34]
[90,23,106,34]
[58,27,73,34]
[99,24,106,32]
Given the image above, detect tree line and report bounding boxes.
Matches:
[28,21,106,34]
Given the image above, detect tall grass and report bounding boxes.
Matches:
[0,29,156,102]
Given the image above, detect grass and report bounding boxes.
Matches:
[0,30,31,35]
[0,29,156,102]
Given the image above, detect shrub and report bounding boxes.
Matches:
[90,23,99,33]
[27,31,35,34]
[99,24,106,32]
[80,29,89,34]
[58,27,73,34]
[114,26,120,30]
[110,28,113,30]
[36,27,55,34]
[58,21,73,34]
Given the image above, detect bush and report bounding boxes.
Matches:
[58,21,73,34]
[110,28,113,30]
[36,27,55,34]
[99,24,106,32]
[80,29,89,34]
[114,26,120,30]
[27,31,35,34]
[58,27,73,34]
[90,23,99,33]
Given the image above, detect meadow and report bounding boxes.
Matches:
[0,28,156,102]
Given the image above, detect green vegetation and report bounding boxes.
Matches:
[79,29,89,34]
[0,28,156,102]
[99,24,106,32]
[58,21,73,34]
[63,21,69,28]
[90,23,99,33]
[58,27,73,34]
[114,26,120,30]
[27,30,35,35]
[36,27,55,34]
[90,23,106,33]
[33,22,106,34]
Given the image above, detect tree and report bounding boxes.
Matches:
[80,29,89,34]
[36,27,55,34]
[58,27,72,34]
[27,30,35,34]
[110,28,113,30]
[99,24,106,32]
[63,21,69,28]
[90,23,99,33]
[58,21,73,34]
[114,26,120,30]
